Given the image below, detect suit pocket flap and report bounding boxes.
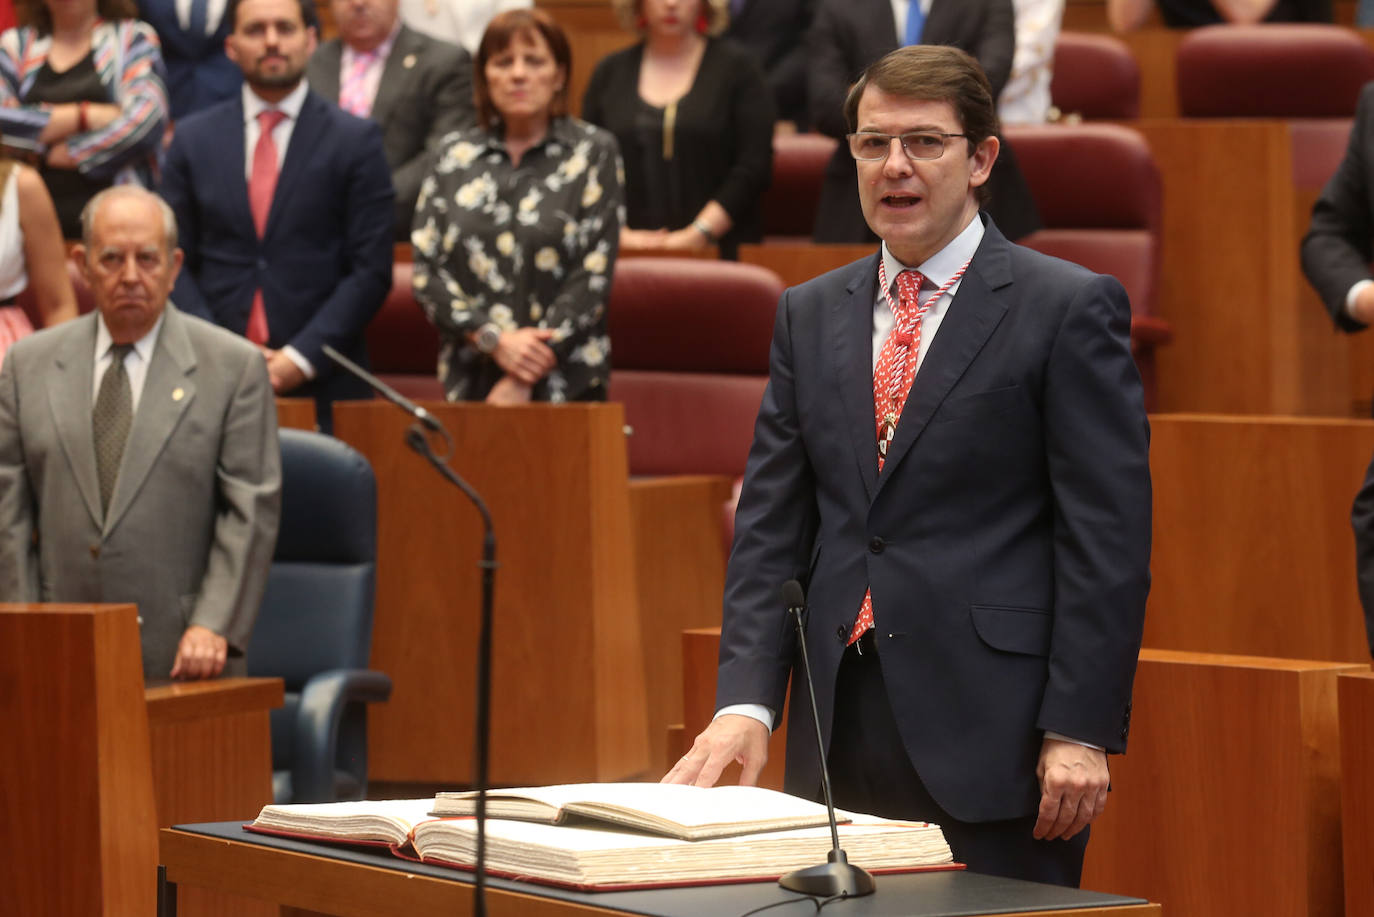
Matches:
[970,604,1052,656]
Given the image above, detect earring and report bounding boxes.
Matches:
[636,13,647,28]
[695,9,708,32]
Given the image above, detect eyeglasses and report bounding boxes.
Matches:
[846,131,969,162]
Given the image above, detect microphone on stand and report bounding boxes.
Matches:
[777,579,875,899]
[322,345,496,917]
[320,345,441,432]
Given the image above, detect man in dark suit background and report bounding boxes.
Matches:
[806,0,1040,244]
[160,0,394,430]
[138,0,243,119]
[722,0,815,127]
[307,0,475,238]
[666,45,1150,887]
[0,186,281,682]
[1301,82,1374,656]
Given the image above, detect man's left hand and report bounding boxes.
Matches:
[264,349,306,394]
[1034,737,1109,840]
[170,625,228,680]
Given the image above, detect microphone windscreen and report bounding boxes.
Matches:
[780,579,805,610]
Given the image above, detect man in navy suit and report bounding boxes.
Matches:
[160,0,394,430]
[666,45,1150,887]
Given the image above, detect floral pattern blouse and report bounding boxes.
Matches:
[411,116,625,402]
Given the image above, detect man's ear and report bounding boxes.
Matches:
[968,134,999,190]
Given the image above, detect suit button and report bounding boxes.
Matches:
[89,544,99,558]
[836,625,848,641]
[869,537,885,554]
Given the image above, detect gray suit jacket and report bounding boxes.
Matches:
[0,305,282,680]
[308,25,476,237]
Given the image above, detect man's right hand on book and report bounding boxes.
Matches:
[661,714,769,788]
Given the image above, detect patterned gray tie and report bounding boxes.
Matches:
[93,343,133,516]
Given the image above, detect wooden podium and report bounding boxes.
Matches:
[1,603,160,916]
[1,603,283,917]
[333,402,650,785]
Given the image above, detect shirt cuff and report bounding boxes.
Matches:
[1044,731,1104,752]
[715,703,774,732]
[282,345,316,380]
[1346,280,1374,323]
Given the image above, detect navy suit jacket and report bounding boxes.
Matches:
[160,90,395,413]
[716,217,1151,823]
[136,0,241,119]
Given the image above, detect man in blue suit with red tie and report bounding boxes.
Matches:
[666,45,1151,888]
[160,0,394,430]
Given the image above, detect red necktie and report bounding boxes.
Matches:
[246,109,286,345]
[849,268,925,646]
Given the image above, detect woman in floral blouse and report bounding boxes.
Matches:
[411,8,625,404]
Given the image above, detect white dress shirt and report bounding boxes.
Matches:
[890,0,933,43]
[998,0,1065,125]
[93,312,165,412]
[397,0,529,54]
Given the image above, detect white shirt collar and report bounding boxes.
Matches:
[95,309,164,363]
[879,211,985,295]
[242,79,310,123]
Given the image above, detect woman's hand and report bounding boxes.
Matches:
[492,327,557,385]
[620,227,670,250]
[44,142,77,169]
[660,226,711,251]
[486,375,534,405]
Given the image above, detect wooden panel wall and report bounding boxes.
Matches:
[0,605,159,917]
[1340,671,1374,917]
[1084,650,1363,917]
[1147,414,1374,662]
[334,402,650,786]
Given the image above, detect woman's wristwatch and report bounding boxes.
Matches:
[692,219,716,243]
[474,323,501,355]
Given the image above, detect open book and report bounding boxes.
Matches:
[407,813,955,890]
[246,786,957,891]
[431,783,841,840]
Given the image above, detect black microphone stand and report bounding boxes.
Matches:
[777,580,875,899]
[322,346,496,917]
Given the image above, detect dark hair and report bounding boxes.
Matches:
[20,0,137,34]
[225,0,318,32]
[843,45,999,205]
[473,8,571,128]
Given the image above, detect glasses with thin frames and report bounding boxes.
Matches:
[846,130,970,162]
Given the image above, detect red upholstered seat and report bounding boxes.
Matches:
[1050,31,1140,120]
[1176,24,1374,118]
[1003,123,1170,408]
[363,260,444,400]
[760,133,838,242]
[607,257,782,478]
[1289,117,1353,190]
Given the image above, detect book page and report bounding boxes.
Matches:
[434,783,838,835]
[251,798,438,846]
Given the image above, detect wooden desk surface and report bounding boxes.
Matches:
[161,823,1160,917]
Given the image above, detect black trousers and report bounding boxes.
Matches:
[825,635,1089,887]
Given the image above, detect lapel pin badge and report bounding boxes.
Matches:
[172,387,185,402]
[403,54,417,69]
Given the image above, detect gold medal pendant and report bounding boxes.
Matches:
[877,414,897,459]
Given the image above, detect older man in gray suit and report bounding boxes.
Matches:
[0,186,281,681]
